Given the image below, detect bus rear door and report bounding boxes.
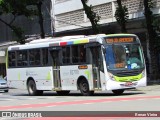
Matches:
[50,49,61,90]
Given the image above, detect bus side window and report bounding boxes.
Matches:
[8,51,16,67]
[62,47,70,64]
[29,49,40,66]
[17,51,28,66]
[42,48,48,65]
[79,45,86,63]
[35,50,40,65]
[72,46,78,63]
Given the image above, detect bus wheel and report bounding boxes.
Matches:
[56,91,70,96]
[27,80,43,96]
[112,89,124,95]
[79,79,94,96]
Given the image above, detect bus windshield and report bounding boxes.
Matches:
[105,44,144,70]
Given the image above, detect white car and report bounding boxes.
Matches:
[0,77,9,92]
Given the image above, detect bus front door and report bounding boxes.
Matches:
[50,50,61,90]
[90,47,102,90]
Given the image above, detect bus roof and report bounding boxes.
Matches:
[8,34,138,51]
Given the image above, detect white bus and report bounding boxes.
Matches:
[7,34,146,96]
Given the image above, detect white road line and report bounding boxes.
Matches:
[47,105,57,107]
[83,103,93,105]
[1,99,13,101]
[21,104,30,105]
[121,100,130,102]
[154,98,160,99]
[137,99,145,100]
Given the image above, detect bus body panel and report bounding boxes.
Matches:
[100,71,106,90]
[106,76,147,90]
[60,65,94,90]
[7,67,53,90]
[6,34,147,95]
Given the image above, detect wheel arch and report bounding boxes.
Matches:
[77,76,89,90]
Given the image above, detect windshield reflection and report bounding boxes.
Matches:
[105,44,144,70]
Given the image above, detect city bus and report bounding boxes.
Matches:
[6,34,146,96]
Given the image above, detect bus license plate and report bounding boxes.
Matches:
[124,82,133,86]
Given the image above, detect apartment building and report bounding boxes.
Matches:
[52,0,160,35]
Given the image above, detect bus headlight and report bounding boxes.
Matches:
[108,72,115,81]
[142,70,145,78]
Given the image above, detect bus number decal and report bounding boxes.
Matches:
[78,65,88,69]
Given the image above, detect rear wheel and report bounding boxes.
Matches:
[79,79,94,96]
[56,91,70,96]
[27,80,43,96]
[112,89,124,95]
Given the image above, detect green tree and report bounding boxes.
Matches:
[0,0,46,44]
[143,0,160,79]
[0,0,34,44]
[115,0,129,33]
[81,0,100,34]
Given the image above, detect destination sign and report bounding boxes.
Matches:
[106,37,134,43]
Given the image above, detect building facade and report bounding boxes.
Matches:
[0,0,52,77]
[52,0,160,34]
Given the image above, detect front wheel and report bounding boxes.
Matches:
[112,89,125,95]
[27,80,43,96]
[79,79,94,96]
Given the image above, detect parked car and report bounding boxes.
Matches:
[0,77,9,92]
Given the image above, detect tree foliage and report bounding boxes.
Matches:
[81,0,100,34]
[115,0,129,33]
[0,0,45,44]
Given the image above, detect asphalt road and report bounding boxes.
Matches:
[0,87,160,119]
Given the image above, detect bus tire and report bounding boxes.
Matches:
[56,91,70,96]
[27,80,43,96]
[79,79,94,96]
[112,89,124,95]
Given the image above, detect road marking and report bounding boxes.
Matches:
[0,95,160,110]
[47,105,57,107]
[137,99,145,100]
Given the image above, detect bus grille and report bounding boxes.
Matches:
[115,71,141,77]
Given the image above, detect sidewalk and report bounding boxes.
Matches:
[136,84,160,91]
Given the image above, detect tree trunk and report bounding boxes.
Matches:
[37,1,45,38]
[116,0,127,33]
[144,0,160,80]
[81,0,99,34]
